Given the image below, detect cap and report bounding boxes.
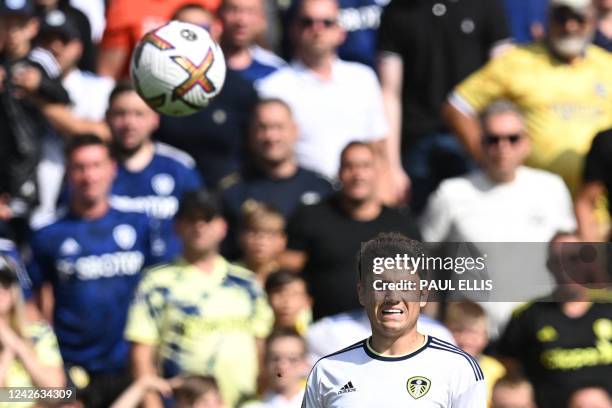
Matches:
[0,255,18,285]
[549,0,592,14]
[39,9,80,41]
[0,0,35,17]
[175,190,222,221]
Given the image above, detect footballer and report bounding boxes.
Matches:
[301,233,486,407]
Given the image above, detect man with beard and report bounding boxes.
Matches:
[281,142,420,320]
[444,0,612,197]
[106,82,203,261]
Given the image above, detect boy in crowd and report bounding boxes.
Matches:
[265,270,312,336]
[491,375,537,408]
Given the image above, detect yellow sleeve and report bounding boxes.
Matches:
[251,292,274,339]
[124,272,166,345]
[453,52,512,113]
[28,322,63,368]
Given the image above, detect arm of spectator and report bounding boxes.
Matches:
[11,65,70,104]
[278,250,307,272]
[37,102,111,141]
[0,320,65,388]
[97,48,128,79]
[442,100,483,162]
[110,375,174,408]
[131,343,165,408]
[378,52,410,206]
[576,182,606,241]
[0,348,15,386]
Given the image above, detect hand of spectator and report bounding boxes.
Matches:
[390,166,411,206]
[0,320,21,353]
[137,375,174,397]
[11,66,42,98]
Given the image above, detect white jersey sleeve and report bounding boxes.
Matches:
[302,365,323,408]
[453,380,488,408]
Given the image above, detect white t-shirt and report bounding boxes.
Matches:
[306,310,455,364]
[63,69,115,121]
[302,336,486,407]
[256,58,388,178]
[419,166,576,243]
[245,390,305,408]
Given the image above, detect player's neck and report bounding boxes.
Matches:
[561,301,592,318]
[72,198,110,220]
[121,141,155,172]
[223,44,253,70]
[369,331,426,357]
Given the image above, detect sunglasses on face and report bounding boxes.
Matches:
[298,17,337,29]
[551,8,587,25]
[483,134,523,146]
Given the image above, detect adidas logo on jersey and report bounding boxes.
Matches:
[337,381,357,395]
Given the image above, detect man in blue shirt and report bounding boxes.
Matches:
[27,135,162,408]
[107,82,203,261]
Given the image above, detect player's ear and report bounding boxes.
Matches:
[419,288,428,308]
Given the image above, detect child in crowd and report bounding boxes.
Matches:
[265,270,312,336]
[444,300,506,406]
[239,201,287,285]
[491,374,537,408]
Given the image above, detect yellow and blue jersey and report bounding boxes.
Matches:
[125,256,274,407]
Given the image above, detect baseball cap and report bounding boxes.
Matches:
[549,0,592,14]
[39,9,80,41]
[0,255,18,286]
[175,190,222,221]
[0,0,35,17]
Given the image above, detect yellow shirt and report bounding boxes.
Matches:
[479,354,506,408]
[454,43,612,194]
[125,256,274,408]
[2,322,63,408]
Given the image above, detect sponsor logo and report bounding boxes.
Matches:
[337,381,357,395]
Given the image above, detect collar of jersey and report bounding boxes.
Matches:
[364,335,430,361]
[174,255,229,286]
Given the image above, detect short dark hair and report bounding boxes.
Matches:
[339,141,374,166]
[174,375,221,406]
[175,189,222,221]
[264,269,308,295]
[493,373,534,394]
[65,134,111,161]
[264,327,306,357]
[357,232,428,282]
[108,80,136,107]
[254,98,293,116]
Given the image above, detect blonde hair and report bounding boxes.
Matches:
[239,200,285,232]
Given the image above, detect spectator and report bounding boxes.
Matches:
[219,0,286,83]
[238,202,287,284]
[491,374,537,408]
[576,129,612,241]
[34,0,96,72]
[594,0,612,51]
[107,81,203,262]
[444,301,507,406]
[257,0,389,181]
[243,329,309,408]
[155,4,258,187]
[264,270,312,335]
[305,309,456,364]
[125,189,273,408]
[0,0,71,242]
[27,136,163,408]
[421,101,576,336]
[497,232,612,408]
[377,0,510,210]
[97,0,221,79]
[111,375,226,408]
[0,255,65,394]
[568,386,612,408]
[220,98,334,248]
[281,141,420,319]
[444,0,612,197]
[68,0,106,42]
[421,100,576,243]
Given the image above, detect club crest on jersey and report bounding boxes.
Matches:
[151,173,175,196]
[113,225,137,250]
[407,376,431,399]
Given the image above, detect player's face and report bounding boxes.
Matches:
[294,0,345,57]
[67,145,116,206]
[250,103,298,165]
[268,280,311,328]
[358,268,425,339]
[492,384,536,408]
[448,320,488,358]
[339,145,377,203]
[548,5,595,59]
[481,112,529,180]
[175,216,227,255]
[220,0,265,48]
[107,91,159,154]
[265,336,309,392]
[568,388,612,408]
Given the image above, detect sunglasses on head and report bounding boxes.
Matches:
[483,133,523,146]
[298,17,337,28]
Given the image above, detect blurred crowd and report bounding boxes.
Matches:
[0,0,612,407]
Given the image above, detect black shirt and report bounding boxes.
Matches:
[498,300,612,408]
[584,129,612,215]
[377,0,509,146]
[154,69,258,187]
[287,195,421,320]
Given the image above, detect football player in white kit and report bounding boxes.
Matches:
[302,232,486,407]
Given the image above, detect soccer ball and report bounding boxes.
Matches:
[130,21,226,116]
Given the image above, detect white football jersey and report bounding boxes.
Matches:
[302,336,486,408]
